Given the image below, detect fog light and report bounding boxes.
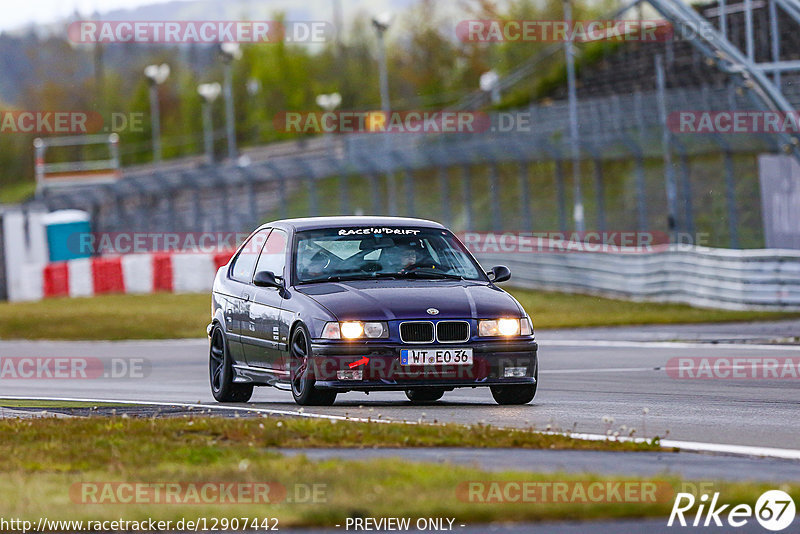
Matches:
[504,367,527,378]
[337,370,363,380]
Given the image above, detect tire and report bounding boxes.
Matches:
[490,384,536,405]
[405,389,445,403]
[290,325,337,406]
[209,325,253,403]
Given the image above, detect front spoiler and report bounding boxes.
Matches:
[313,376,536,391]
[306,338,537,386]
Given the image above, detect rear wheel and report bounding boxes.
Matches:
[290,325,337,406]
[405,389,445,403]
[209,325,253,403]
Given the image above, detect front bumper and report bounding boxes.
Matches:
[308,339,537,391]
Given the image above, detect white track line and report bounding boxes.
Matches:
[545,362,800,374]
[540,431,800,461]
[543,339,800,351]
[3,395,800,461]
[0,395,396,425]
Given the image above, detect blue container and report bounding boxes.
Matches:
[43,210,92,262]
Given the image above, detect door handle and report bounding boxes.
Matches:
[243,293,251,301]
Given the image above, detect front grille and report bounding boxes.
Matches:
[400,321,434,343]
[436,321,470,342]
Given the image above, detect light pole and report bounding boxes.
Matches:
[219,42,242,161]
[315,92,342,113]
[197,82,222,165]
[246,78,262,143]
[144,63,170,163]
[563,0,585,233]
[371,12,392,114]
[316,92,342,155]
[480,70,500,105]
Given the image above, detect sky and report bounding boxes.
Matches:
[0,0,419,32]
[1,0,164,31]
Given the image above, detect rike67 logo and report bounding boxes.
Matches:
[668,490,796,531]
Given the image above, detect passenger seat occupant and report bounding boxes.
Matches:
[303,254,329,278]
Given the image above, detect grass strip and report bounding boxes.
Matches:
[1,291,797,341]
[0,416,792,526]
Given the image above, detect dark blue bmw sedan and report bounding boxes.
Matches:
[209,216,538,406]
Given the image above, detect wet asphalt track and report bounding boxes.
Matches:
[1,322,799,449]
[3,323,800,533]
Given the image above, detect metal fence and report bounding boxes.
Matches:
[24,0,800,253]
[27,79,783,250]
[475,245,800,310]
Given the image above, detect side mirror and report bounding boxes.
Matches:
[488,265,511,283]
[253,270,282,288]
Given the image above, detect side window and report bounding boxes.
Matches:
[230,229,270,283]
[254,229,288,278]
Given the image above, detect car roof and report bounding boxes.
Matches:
[263,216,446,232]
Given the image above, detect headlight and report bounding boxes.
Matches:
[479,318,521,337]
[340,321,364,339]
[321,321,389,339]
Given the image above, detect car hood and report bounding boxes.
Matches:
[296,279,523,321]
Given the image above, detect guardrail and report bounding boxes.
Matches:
[474,245,800,311]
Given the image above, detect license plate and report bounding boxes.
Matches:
[400,348,473,365]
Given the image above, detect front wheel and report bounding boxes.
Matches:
[490,383,536,405]
[405,389,445,403]
[290,325,337,406]
[209,325,253,403]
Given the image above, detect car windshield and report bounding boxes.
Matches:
[295,227,485,283]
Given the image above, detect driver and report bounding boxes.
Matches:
[383,244,418,272]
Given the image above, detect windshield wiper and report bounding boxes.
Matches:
[322,273,399,282]
[397,270,465,280]
[300,271,463,284]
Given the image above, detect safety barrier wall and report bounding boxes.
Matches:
[474,245,800,311]
[14,251,233,302]
[9,245,800,311]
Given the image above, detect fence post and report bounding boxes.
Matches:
[264,162,287,220]
[244,169,258,226]
[632,91,648,231]
[307,176,319,217]
[593,157,606,232]
[462,164,473,231]
[656,55,679,240]
[339,173,350,215]
[387,172,398,216]
[518,160,532,231]
[723,150,740,248]
[677,147,695,237]
[489,160,501,232]
[404,168,415,217]
[555,159,567,233]
[438,164,452,228]
[368,173,382,214]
